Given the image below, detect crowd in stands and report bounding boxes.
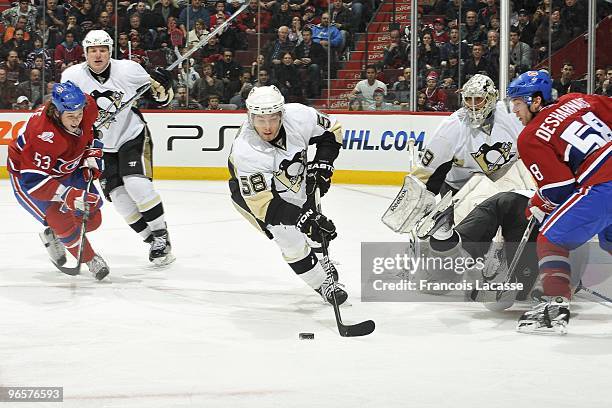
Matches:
[0,0,610,112]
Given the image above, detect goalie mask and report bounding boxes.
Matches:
[461,74,498,129]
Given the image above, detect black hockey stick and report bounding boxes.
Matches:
[315,189,375,337]
[52,179,94,276]
[576,282,612,303]
[495,216,537,301]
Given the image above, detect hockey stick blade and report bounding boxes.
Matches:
[339,318,376,337]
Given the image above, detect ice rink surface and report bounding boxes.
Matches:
[2,179,612,408]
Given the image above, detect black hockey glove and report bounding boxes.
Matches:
[150,67,173,89]
[296,207,337,243]
[305,160,334,197]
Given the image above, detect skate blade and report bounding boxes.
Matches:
[516,321,568,335]
[152,253,176,267]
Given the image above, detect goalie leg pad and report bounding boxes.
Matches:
[382,175,436,233]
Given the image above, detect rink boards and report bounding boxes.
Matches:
[0,110,449,185]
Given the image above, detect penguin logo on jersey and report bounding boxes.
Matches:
[274,150,306,193]
[91,90,125,128]
[471,142,515,174]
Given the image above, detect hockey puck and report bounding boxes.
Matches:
[299,332,314,340]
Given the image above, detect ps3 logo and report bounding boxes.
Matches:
[166,124,241,152]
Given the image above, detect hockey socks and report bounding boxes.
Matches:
[537,234,572,299]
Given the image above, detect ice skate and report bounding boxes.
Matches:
[316,274,348,305]
[415,191,454,239]
[517,296,570,335]
[86,254,110,281]
[39,227,67,266]
[149,229,176,266]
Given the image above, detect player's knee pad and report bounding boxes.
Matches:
[122,175,161,212]
[109,186,140,219]
[270,225,311,263]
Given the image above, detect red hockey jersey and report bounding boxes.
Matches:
[7,95,99,201]
[518,93,612,207]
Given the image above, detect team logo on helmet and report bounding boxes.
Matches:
[274,150,306,193]
[471,142,515,174]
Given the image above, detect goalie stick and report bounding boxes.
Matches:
[315,189,375,337]
[95,4,248,128]
[51,179,94,276]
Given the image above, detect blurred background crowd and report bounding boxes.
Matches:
[0,0,610,112]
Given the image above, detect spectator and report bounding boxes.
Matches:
[73,0,96,29]
[533,8,569,60]
[514,9,536,47]
[170,85,204,109]
[416,91,434,111]
[302,5,319,28]
[33,17,63,51]
[254,68,271,87]
[229,82,253,109]
[16,68,45,106]
[348,97,364,111]
[54,31,84,72]
[460,10,486,46]
[251,54,269,78]
[3,15,31,43]
[126,14,157,50]
[159,16,186,49]
[35,80,55,107]
[95,11,115,37]
[598,67,612,97]
[201,34,223,63]
[312,12,344,53]
[237,0,272,34]
[421,71,447,111]
[391,66,412,105]
[431,18,449,47]
[533,0,551,27]
[153,0,181,26]
[487,15,500,32]
[271,0,293,31]
[462,42,496,86]
[227,0,246,14]
[39,0,66,31]
[210,1,231,27]
[560,0,586,39]
[187,19,210,48]
[552,62,581,99]
[206,94,222,110]
[289,16,303,45]
[272,52,303,101]
[178,58,201,90]
[485,29,499,71]
[179,0,211,36]
[215,49,243,99]
[226,70,252,102]
[294,27,326,98]
[116,32,130,59]
[131,1,164,31]
[418,32,441,74]
[593,68,607,95]
[2,28,32,61]
[0,67,17,109]
[345,0,365,32]
[440,27,469,63]
[25,37,53,73]
[126,34,148,66]
[103,1,120,28]
[349,65,387,107]
[214,13,242,50]
[330,0,353,48]
[289,0,310,13]
[65,14,84,43]
[382,29,408,69]
[478,0,498,28]
[13,95,32,110]
[440,52,460,89]
[368,89,397,111]
[509,26,532,75]
[192,62,225,106]
[265,26,296,66]
[0,50,28,84]
[1,0,37,33]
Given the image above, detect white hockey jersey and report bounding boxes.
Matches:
[229,103,340,228]
[413,101,524,191]
[61,59,151,152]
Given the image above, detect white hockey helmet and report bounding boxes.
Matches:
[461,74,498,128]
[83,30,113,55]
[246,85,285,119]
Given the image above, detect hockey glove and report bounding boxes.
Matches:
[305,160,334,197]
[81,139,104,181]
[60,187,101,214]
[150,68,174,105]
[525,192,556,223]
[296,207,337,243]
